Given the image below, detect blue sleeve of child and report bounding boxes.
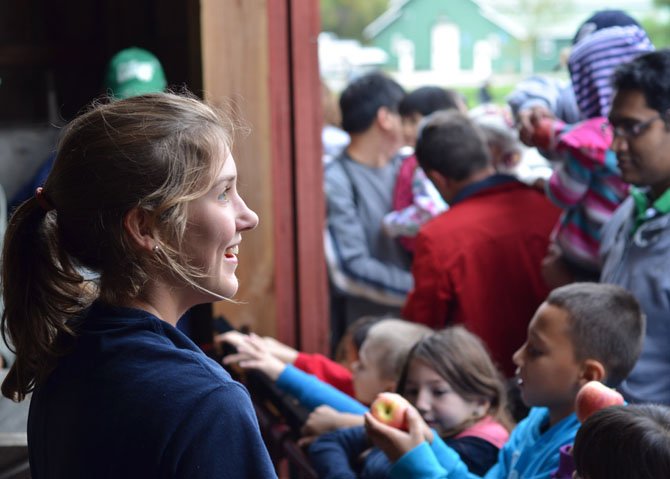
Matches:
[308,426,368,479]
[388,435,481,479]
[390,433,503,479]
[389,442,448,479]
[429,435,481,479]
[276,364,367,414]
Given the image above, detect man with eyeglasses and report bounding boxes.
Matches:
[509,12,654,291]
[600,49,670,406]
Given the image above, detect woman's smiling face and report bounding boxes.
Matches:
[180,150,258,303]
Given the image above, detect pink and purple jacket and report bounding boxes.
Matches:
[546,118,629,272]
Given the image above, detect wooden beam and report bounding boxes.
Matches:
[267,0,298,347]
[287,0,329,354]
[201,0,277,336]
[200,0,328,355]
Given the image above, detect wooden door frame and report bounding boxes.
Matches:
[202,0,328,354]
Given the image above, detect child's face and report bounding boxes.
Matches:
[352,342,393,405]
[403,358,484,436]
[341,334,359,370]
[402,113,423,147]
[513,303,584,416]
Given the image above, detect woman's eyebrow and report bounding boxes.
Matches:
[211,175,236,188]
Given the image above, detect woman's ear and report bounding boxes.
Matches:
[123,206,158,253]
[579,359,606,385]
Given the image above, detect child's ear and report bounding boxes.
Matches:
[579,359,606,385]
[474,398,491,418]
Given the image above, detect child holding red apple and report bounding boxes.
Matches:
[223,319,430,441]
[572,404,670,479]
[364,283,645,479]
[308,326,512,478]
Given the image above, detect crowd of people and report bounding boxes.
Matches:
[2,8,670,479]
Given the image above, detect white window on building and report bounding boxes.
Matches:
[537,38,556,59]
[473,40,492,78]
[392,35,415,74]
[431,21,459,74]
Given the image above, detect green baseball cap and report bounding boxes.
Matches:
[104,47,167,100]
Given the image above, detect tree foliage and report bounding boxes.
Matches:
[641,16,670,48]
[647,1,670,47]
[320,0,389,42]
[496,0,574,38]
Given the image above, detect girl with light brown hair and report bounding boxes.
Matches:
[1,92,276,478]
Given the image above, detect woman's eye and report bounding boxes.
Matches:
[218,188,231,202]
[432,389,449,396]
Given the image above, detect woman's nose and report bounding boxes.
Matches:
[237,199,259,231]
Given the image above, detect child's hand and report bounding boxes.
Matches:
[298,406,364,447]
[517,105,553,147]
[222,333,286,380]
[364,406,431,462]
[261,336,299,364]
[216,330,248,350]
[217,331,299,364]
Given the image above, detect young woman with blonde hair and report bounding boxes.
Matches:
[1,93,276,478]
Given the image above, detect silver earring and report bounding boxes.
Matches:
[153,244,160,254]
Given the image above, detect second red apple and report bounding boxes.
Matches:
[370,392,410,430]
[575,380,625,423]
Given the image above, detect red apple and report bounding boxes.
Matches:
[370,392,410,430]
[530,117,559,150]
[575,381,625,423]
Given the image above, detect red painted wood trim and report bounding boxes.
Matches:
[289,0,329,354]
[267,0,297,348]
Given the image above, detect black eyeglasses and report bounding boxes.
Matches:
[602,115,663,139]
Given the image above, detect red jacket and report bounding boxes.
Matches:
[294,352,355,398]
[402,176,560,376]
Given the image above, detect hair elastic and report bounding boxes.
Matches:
[34,187,55,212]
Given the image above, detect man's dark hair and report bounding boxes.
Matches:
[613,49,670,116]
[546,282,645,386]
[398,86,462,118]
[339,71,404,134]
[573,404,670,479]
[414,110,491,181]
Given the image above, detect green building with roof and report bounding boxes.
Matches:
[364,0,572,79]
